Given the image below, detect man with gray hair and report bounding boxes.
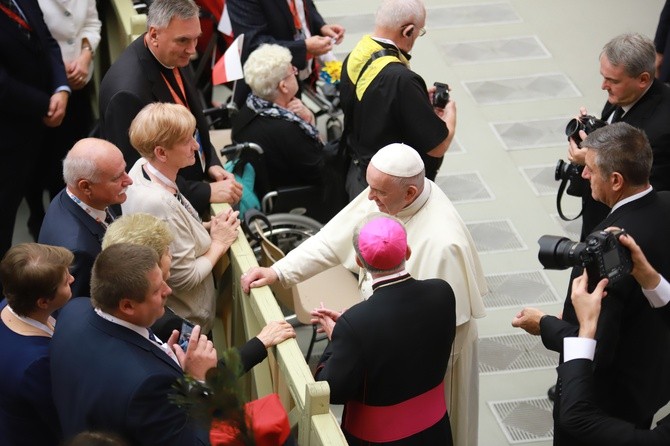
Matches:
[242,142,486,446]
[339,0,456,199]
[39,138,133,298]
[514,123,670,445]
[566,32,670,240]
[99,0,242,218]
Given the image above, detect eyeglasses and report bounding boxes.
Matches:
[283,65,298,80]
[401,24,426,37]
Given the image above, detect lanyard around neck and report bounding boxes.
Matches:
[7,306,55,336]
[160,68,189,109]
[145,161,179,190]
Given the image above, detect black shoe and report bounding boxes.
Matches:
[547,384,556,402]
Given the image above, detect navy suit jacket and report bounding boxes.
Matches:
[541,191,670,445]
[99,35,220,215]
[0,0,67,148]
[51,298,209,445]
[38,189,105,298]
[227,0,326,69]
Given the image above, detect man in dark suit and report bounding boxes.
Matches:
[39,138,133,298]
[50,243,217,445]
[557,233,670,445]
[0,0,69,263]
[226,0,344,105]
[99,0,241,217]
[513,123,670,445]
[312,215,455,445]
[566,33,670,239]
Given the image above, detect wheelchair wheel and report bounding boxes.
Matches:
[248,213,323,258]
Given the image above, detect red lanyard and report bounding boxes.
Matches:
[160,68,190,109]
[0,2,32,32]
[287,0,303,31]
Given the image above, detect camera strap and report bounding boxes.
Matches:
[556,178,583,221]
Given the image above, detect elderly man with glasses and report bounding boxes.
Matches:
[339,0,456,200]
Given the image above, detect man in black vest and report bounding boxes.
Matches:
[339,0,456,200]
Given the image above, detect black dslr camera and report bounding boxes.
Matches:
[432,82,450,109]
[537,229,632,290]
[555,115,609,213]
[565,114,608,146]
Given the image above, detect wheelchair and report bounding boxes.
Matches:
[219,142,325,257]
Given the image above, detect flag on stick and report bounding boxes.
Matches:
[217,2,233,37]
[213,34,244,85]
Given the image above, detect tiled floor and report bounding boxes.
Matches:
[12,1,666,444]
[312,0,666,444]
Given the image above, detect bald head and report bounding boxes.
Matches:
[63,138,132,209]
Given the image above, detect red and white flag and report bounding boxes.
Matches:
[217,2,233,37]
[212,34,244,85]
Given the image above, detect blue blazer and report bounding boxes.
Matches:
[50,298,209,445]
[38,189,105,298]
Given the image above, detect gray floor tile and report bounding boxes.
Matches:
[436,172,494,202]
[484,271,560,309]
[440,36,550,65]
[492,117,570,150]
[427,2,521,28]
[464,73,581,105]
[488,397,554,443]
[466,220,527,253]
[519,164,559,196]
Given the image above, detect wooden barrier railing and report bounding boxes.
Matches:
[216,201,347,444]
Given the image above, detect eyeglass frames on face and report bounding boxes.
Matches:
[401,24,426,37]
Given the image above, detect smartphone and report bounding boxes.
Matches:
[178,319,195,351]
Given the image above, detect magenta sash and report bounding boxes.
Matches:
[343,381,446,442]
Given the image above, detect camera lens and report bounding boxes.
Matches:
[565,118,582,139]
[538,235,585,270]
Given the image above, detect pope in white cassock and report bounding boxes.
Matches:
[241,143,487,446]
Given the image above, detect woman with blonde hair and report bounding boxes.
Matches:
[123,103,240,334]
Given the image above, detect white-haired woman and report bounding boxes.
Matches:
[231,44,328,205]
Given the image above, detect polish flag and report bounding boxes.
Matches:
[212,34,244,85]
[217,2,233,37]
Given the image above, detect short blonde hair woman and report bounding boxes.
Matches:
[123,103,240,333]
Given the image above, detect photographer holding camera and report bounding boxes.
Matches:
[339,0,456,200]
[560,33,670,241]
[558,232,670,445]
[513,123,670,446]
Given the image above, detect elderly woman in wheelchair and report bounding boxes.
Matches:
[122,103,240,334]
[230,44,343,221]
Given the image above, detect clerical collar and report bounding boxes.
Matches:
[95,307,151,340]
[395,178,430,223]
[143,33,175,69]
[66,188,108,225]
[370,36,412,61]
[371,270,411,291]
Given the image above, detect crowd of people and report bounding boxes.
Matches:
[2,0,670,444]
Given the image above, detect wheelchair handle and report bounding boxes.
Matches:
[219,142,264,157]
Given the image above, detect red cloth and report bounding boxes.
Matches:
[210,394,291,446]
